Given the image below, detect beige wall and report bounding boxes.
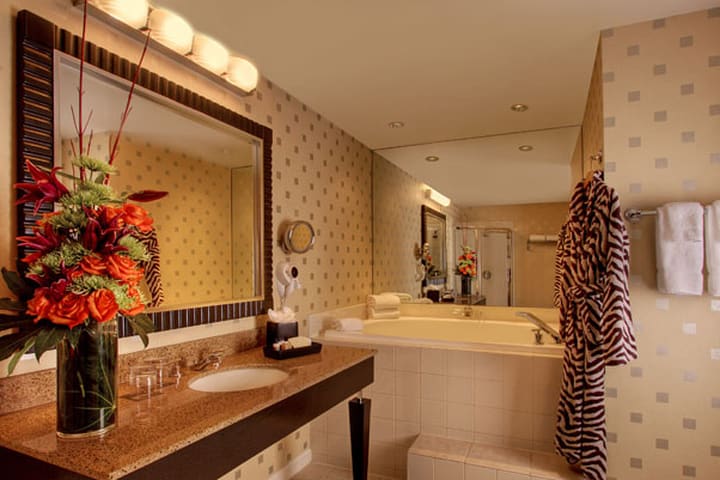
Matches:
[602,9,720,480]
[1,1,373,478]
[461,203,568,308]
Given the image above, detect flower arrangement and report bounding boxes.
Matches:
[0,0,161,375]
[456,246,477,277]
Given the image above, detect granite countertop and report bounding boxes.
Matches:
[0,345,375,479]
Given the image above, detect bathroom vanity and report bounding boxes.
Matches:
[0,345,374,479]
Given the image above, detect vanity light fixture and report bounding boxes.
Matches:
[510,103,529,112]
[388,121,405,128]
[226,56,260,92]
[79,1,259,96]
[425,155,440,162]
[518,144,534,152]
[147,8,194,54]
[89,0,149,29]
[425,188,451,207]
[189,33,230,75]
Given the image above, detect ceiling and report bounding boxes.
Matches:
[158,0,719,205]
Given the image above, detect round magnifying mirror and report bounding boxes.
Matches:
[282,220,316,254]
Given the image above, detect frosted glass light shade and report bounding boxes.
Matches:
[91,0,148,29]
[147,8,194,54]
[226,56,259,92]
[189,34,230,75]
[425,188,451,207]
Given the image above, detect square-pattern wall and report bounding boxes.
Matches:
[602,8,720,480]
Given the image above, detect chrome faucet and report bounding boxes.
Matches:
[191,351,224,371]
[516,311,562,344]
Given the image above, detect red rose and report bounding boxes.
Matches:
[27,288,52,322]
[121,204,153,232]
[106,254,144,285]
[79,254,107,276]
[47,293,89,329]
[120,286,145,316]
[87,289,119,323]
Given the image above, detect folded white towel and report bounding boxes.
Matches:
[368,308,400,320]
[335,317,364,332]
[287,336,312,348]
[380,292,413,303]
[367,294,401,308]
[705,201,720,296]
[656,202,704,295]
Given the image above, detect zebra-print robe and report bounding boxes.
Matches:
[554,171,637,480]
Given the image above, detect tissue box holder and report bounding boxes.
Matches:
[263,342,322,360]
[266,321,298,348]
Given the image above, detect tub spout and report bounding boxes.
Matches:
[516,311,562,344]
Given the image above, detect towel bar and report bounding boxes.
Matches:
[624,208,656,223]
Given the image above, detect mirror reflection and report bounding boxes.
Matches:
[373,126,580,308]
[56,54,263,309]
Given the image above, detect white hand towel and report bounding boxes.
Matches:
[368,308,400,320]
[705,201,720,296]
[367,294,401,309]
[335,317,364,332]
[380,292,413,303]
[656,202,704,295]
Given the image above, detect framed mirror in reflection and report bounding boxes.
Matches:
[16,11,273,336]
[420,206,447,286]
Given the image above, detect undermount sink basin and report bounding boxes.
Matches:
[188,367,289,393]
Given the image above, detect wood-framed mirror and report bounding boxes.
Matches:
[15,10,273,337]
[420,205,447,287]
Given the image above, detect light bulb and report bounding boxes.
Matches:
[147,8,194,55]
[226,56,259,92]
[91,0,149,29]
[189,34,229,75]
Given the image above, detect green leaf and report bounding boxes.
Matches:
[8,337,36,375]
[33,326,66,361]
[0,297,26,312]
[1,268,33,300]
[127,314,154,348]
[0,328,38,371]
[0,313,34,329]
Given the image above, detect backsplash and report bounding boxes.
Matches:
[602,8,720,480]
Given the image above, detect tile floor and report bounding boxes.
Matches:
[291,462,400,480]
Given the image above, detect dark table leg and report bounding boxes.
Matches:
[348,397,371,480]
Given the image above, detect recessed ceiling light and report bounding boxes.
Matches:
[510,104,529,112]
[425,155,440,162]
[388,121,405,128]
[518,145,533,151]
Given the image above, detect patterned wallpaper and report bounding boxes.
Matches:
[373,154,460,298]
[461,203,568,308]
[0,1,374,477]
[602,8,720,480]
[63,133,239,306]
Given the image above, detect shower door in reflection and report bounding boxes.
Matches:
[456,226,514,306]
[480,229,513,306]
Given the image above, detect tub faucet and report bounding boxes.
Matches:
[516,311,562,344]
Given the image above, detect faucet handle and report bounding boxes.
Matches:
[532,328,544,345]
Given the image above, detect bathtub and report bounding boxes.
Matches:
[321,316,564,357]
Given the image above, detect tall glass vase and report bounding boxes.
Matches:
[461,276,473,296]
[56,318,118,438]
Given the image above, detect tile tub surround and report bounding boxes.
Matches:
[407,434,582,480]
[0,345,374,479]
[311,342,563,478]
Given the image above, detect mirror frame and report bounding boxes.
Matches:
[420,205,447,284]
[15,10,273,337]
